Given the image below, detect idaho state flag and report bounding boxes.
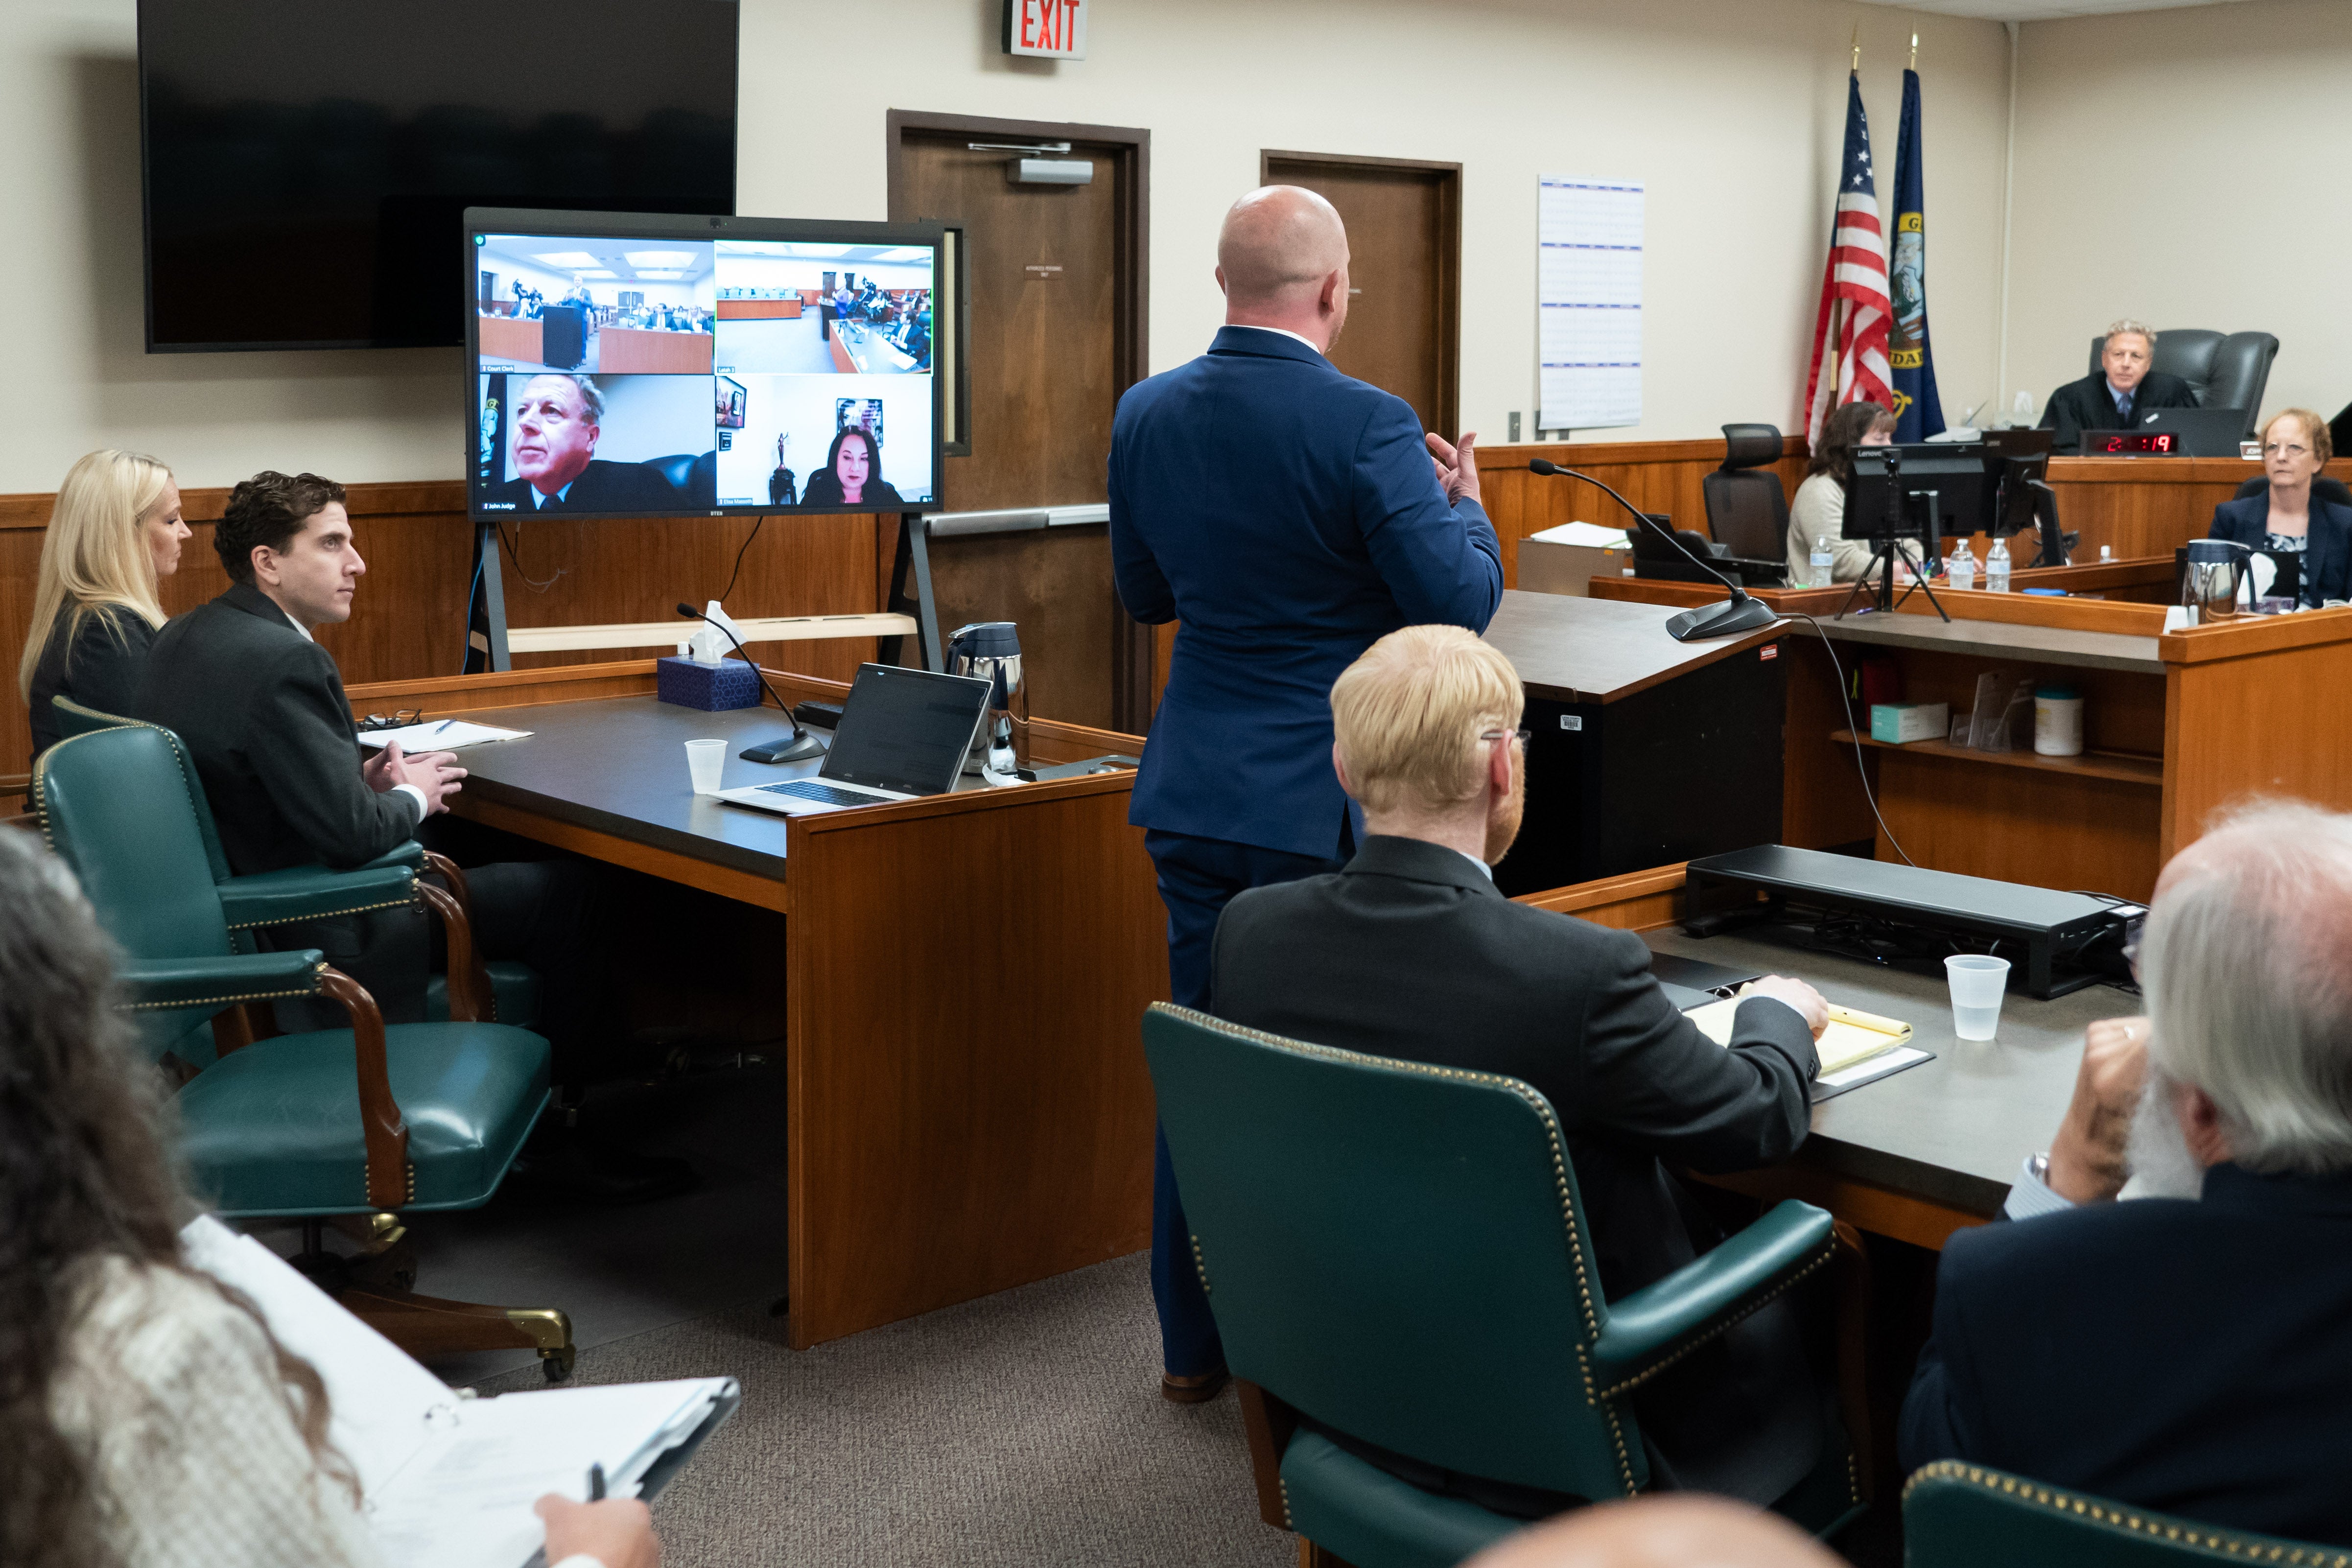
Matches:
[1887,66,1945,440]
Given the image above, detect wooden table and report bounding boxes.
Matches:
[1643,921,2128,1246]
[478,313,543,366]
[596,327,713,374]
[348,659,1166,1349]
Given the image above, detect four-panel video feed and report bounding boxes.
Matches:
[471,230,936,516]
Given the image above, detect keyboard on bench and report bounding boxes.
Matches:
[753,779,886,808]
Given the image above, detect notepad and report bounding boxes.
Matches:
[1683,997,1914,1076]
[357,720,532,750]
[180,1217,735,1568]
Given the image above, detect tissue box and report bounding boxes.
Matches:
[657,656,761,712]
[1870,701,1949,745]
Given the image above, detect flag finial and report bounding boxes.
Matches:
[1851,25,1861,72]
[1910,32,1919,70]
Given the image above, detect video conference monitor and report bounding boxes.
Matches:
[465,208,943,522]
[1843,444,1987,544]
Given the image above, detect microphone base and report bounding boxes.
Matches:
[738,731,828,765]
[1665,593,1779,643]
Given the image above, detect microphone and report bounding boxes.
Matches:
[1526,460,1779,642]
[675,603,827,763]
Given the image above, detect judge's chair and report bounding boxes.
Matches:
[1144,1004,1863,1568]
[1903,1461,2346,1568]
[2084,330,2279,439]
[33,720,575,1378]
[49,695,540,1030]
[1703,423,1797,566]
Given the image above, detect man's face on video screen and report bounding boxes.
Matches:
[512,375,599,493]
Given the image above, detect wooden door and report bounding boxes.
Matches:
[1262,151,1461,435]
[889,113,1151,731]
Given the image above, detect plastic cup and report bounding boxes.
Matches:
[1945,955,2011,1040]
[685,738,727,796]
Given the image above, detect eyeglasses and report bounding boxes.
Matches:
[356,710,423,732]
[1479,728,1532,749]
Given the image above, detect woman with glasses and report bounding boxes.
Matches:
[17,450,189,759]
[2207,409,2351,606]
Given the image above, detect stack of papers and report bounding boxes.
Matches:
[180,1217,735,1568]
[357,720,532,750]
[1528,520,1632,549]
[1683,997,1933,1089]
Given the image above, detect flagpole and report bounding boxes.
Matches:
[1851,25,1861,72]
[1910,32,1919,70]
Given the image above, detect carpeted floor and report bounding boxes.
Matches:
[476,1253,1295,1568]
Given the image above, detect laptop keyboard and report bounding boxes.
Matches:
[753,780,882,808]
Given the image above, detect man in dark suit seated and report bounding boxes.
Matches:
[479,374,685,514]
[136,470,689,1203]
[1212,624,1837,1512]
[2039,319,2199,452]
[1902,800,2352,1545]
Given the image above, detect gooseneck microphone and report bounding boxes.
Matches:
[1526,459,1780,642]
[675,604,827,763]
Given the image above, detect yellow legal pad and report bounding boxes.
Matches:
[1682,999,1914,1076]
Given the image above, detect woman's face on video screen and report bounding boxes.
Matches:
[837,434,870,492]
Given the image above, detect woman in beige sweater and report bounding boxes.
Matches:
[1786,400,1897,585]
[0,830,652,1568]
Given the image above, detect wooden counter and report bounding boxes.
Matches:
[478,313,543,365]
[1587,567,2352,900]
[597,327,713,374]
[718,299,803,319]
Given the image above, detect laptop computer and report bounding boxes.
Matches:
[717,662,993,818]
[2138,406,2246,458]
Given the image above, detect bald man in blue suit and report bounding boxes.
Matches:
[1110,185,1504,1402]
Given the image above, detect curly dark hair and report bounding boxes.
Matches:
[214,470,347,585]
[1808,401,1897,484]
[0,830,344,1568]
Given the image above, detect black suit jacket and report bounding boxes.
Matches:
[2039,370,2198,451]
[482,458,684,515]
[134,583,419,874]
[1902,1164,2352,1544]
[28,605,155,758]
[1212,835,1826,1504]
[2209,493,2352,605]
[800,472,906,510]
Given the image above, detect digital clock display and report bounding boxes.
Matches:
[2088,431,2179,454]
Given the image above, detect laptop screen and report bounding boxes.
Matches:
[821,663,993,796]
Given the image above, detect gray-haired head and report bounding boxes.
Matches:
[521,372,604,426]
[2141,799,2352,1175]
[2104,318,2158,352]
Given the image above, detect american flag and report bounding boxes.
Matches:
[1804,73,1892,446]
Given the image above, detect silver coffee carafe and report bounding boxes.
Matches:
[947,621,1028,776]
[2181,538,2252,624]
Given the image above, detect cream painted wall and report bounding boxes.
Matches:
[2,0,2010,493]
[2005,0,2349,430]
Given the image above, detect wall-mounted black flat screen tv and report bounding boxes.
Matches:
[467,208,942,520]
[138,0,737,352]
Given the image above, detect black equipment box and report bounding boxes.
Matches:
[1682,844,2132,999]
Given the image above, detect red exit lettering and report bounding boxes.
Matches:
[1018,0,1081,54]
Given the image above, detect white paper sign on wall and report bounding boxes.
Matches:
[1003,0,1087,58]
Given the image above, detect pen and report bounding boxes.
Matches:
[588,1462,605,1501]
[432,719,455,736]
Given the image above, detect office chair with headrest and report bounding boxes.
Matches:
[2085,330,2279,439]
[1903,1461,2345,1568]
[1145,1004,1863,1568]
[1704,424,1792,563]
[2233,474,2352,508]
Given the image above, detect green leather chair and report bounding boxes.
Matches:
[33,722,575,1375]
[1904,1462,2352,1568]
[49,695,540,1031]
[1143,1003,1863,1568]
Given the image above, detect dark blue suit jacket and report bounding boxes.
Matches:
[2209,493,2352,605]
[1901,1164,2352,1545]
[1109,328,1503,859]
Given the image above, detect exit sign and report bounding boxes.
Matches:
[1003,0,1086,58]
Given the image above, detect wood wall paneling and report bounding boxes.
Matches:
[1476,438,1811,589]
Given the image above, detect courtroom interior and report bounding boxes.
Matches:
[7,0,2352,1566]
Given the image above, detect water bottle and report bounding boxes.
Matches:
[1811,534,1834,588]
[1986,537,2012,593]
[1949,539,1976,591]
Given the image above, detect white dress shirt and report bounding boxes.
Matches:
[281,603,429,822]
[1224,323,1324,356]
